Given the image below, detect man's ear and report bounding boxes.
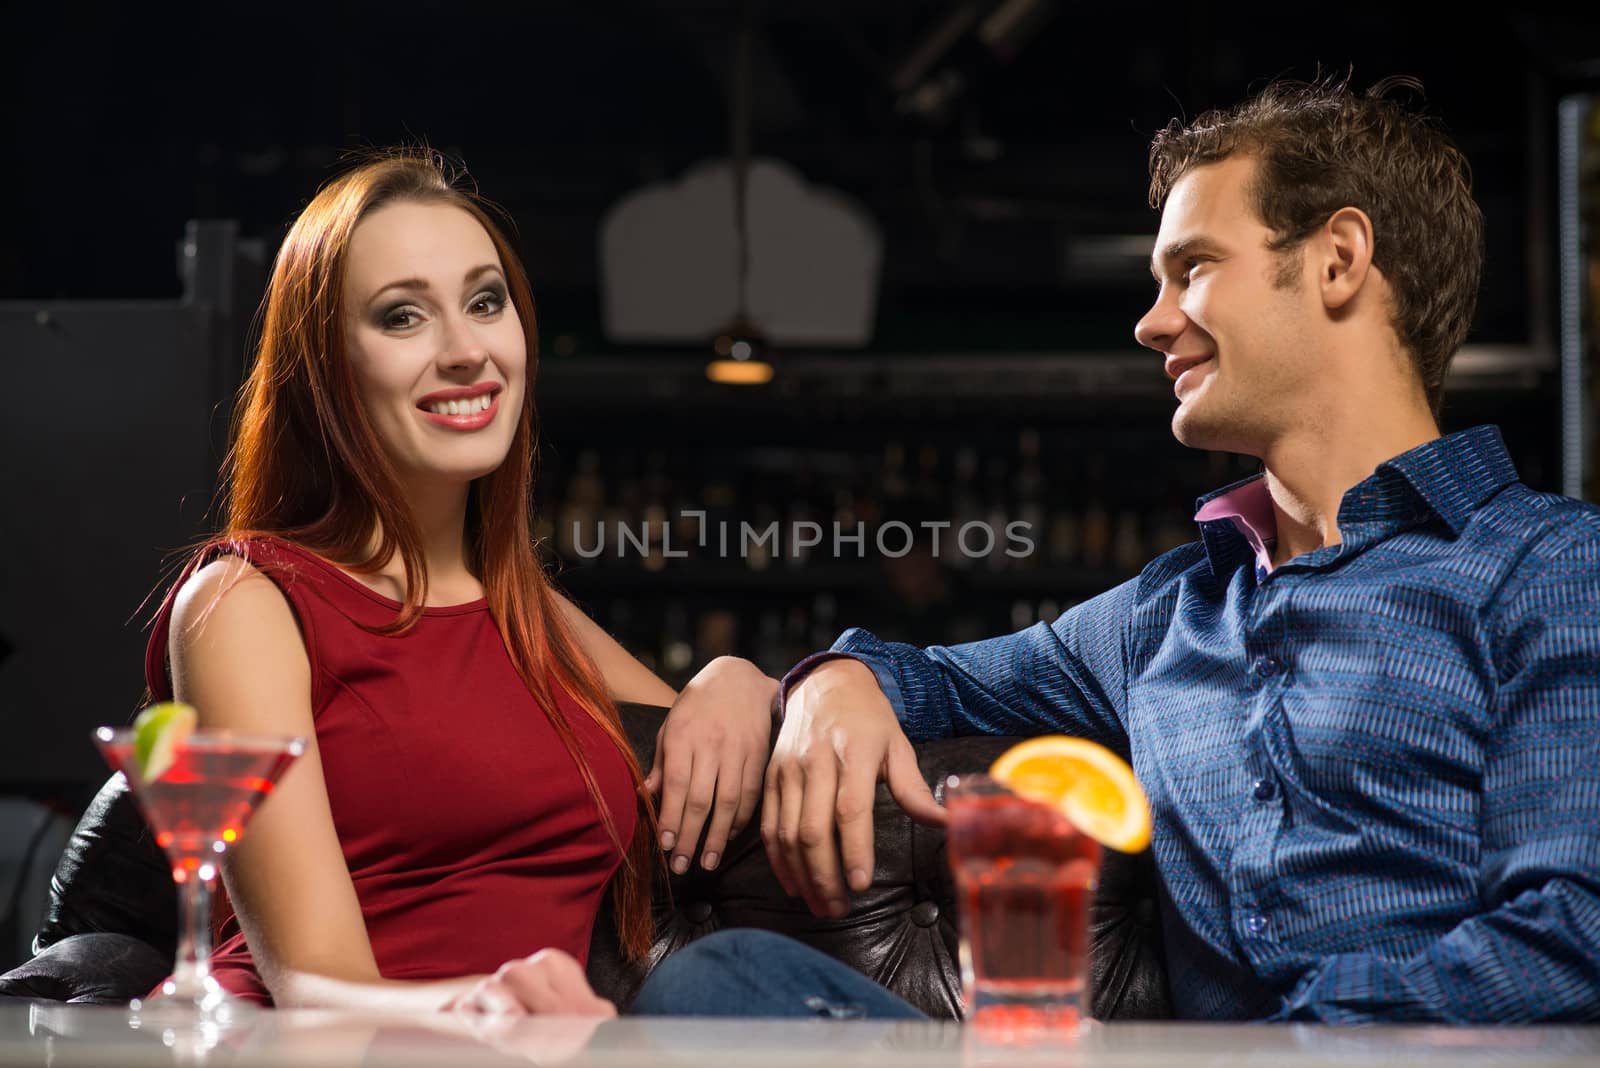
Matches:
[1318,206,1376,312]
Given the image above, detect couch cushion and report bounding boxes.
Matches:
[0,932,169,1004]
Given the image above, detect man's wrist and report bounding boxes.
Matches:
[777,652,866,722]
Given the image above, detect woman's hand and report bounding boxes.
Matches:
[645,656,779,874]
[443,950,616,1017]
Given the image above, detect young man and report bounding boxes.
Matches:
[762,78,1600,1023]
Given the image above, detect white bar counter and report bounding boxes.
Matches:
[7,1000,1600,1067]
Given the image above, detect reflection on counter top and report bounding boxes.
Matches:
[11,1000,1600,1068]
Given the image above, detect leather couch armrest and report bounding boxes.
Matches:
[35,775,177,959]
[0,932,169,1005]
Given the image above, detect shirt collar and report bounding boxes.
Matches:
[1191,425,1520,577]
[1357,424,1518,536]
[1194,476,1276,576]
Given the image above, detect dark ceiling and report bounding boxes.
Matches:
[8,2,1600,349]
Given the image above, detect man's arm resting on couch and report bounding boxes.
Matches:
[765,579,1140,917]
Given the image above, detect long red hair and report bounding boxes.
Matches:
[217,149,656,959]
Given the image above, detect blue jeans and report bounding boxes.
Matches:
[630,929,928,1019]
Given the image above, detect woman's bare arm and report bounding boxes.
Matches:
[170,557,490,1011]
[552,591,677,706]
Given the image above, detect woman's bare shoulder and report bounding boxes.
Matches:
[171,554,292,636]
[168,552,311,731]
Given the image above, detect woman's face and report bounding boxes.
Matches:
[341,200,527,494]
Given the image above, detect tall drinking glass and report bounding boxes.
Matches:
[943,773,1100,1030]
[93,727,304,1023]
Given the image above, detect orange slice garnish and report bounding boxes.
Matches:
[988,736,1151,853]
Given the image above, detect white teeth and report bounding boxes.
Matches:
[426,394,493,416]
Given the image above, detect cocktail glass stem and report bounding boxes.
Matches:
[160,856,225,1011]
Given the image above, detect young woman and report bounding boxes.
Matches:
[145,149,808,1014]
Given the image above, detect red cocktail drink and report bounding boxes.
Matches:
[944,774,1100,1029]
[94,726,304,1021]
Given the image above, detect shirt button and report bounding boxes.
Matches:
[1251,655,1282,678]
[1244,912,1269,936]
[1252,778,1277,802]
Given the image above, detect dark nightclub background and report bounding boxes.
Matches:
[2,2,1598,807]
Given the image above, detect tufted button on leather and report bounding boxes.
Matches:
[683,902,714,925]
[910,901,940,928]
[1252,778,1277,802]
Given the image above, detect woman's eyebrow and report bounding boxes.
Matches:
[367,264,503,304]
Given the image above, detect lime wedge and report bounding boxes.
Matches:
[133,702,197,783]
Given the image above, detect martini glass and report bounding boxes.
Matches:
[94,726,304,1024]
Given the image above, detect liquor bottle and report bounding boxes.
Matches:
[745,503,779,572]
[786,471,819,569]
[754,610,785,676]
[602,474,641,569]
[984,454,1009,571]
[661,604,694,679]
[888,439,911,495]
[556,450,605,564]
[1080,497,1110,570]
[1011,428,1045,571]
[950,447,984,572]
[696,608,739,663]
[809,593,838,653]
[915,443,943,508]
[1047,494,1081,567]
[641,449,671,572]
[1112,509,1143,574]
[784,604,811,670]
[1151,498,1194,557]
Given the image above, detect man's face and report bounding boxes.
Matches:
[1135,155,1322,457]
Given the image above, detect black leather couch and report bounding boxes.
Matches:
[0,703,1171,1018]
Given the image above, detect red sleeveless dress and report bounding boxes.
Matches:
[144,537,638,1004]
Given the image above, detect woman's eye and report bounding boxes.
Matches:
[382,306,421,330]
[471,290,507,316]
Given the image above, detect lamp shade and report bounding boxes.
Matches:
[600,158,882,346]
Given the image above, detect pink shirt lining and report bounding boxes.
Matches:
[1194,478,1277,575]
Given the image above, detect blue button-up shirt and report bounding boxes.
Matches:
[823,426,1600,1023]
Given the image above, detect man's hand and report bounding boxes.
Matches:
[761,658,946,919]
[645,656,778,874]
